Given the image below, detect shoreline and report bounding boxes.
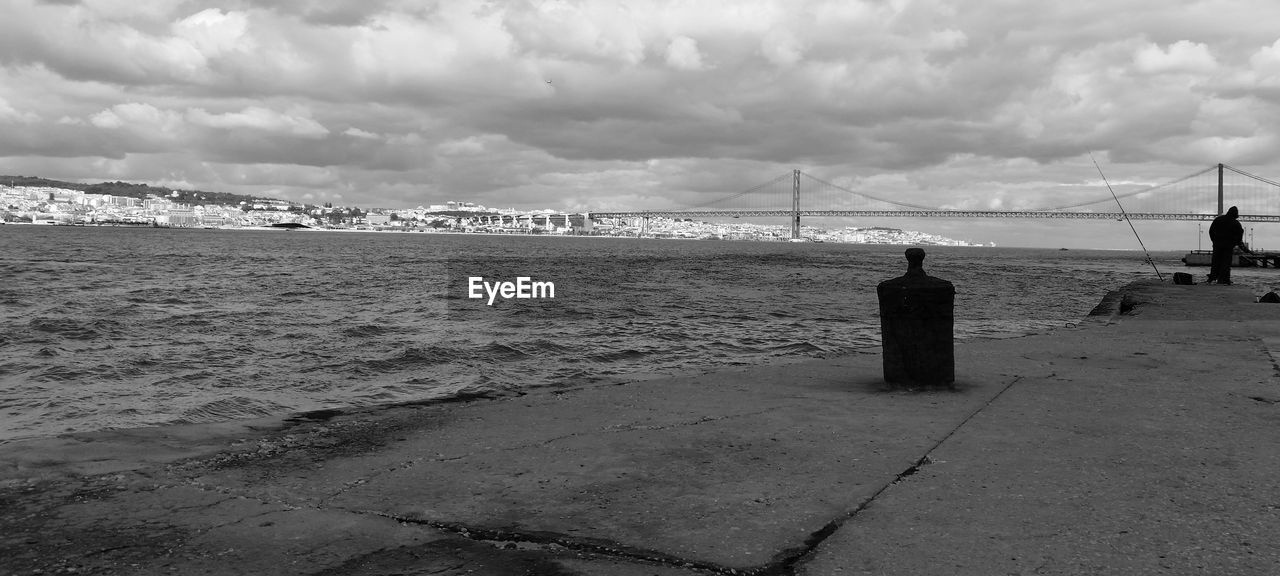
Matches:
[6,219,980,245]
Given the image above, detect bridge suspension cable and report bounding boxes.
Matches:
[1224,164,1280,189]
[677,172,794,210]
[589,163,1280,240]
[1038,165,1218,211]
[798,172,941,211]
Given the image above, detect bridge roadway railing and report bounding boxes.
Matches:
[590,210,1280,222]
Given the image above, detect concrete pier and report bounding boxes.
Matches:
[3,280,1279,575]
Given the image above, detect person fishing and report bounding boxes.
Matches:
[1208,206,1252,285]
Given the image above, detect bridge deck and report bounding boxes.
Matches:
[590,210,1280,222]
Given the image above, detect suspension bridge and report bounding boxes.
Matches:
[591,163,1280,239]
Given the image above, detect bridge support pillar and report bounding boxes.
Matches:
[791,169,801,239]
[1218,163,1224,215]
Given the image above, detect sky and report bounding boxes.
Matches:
[4,0,1280,249]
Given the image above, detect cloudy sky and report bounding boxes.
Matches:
[4,0,1280,248]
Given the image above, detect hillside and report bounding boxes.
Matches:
[1,175,263,207]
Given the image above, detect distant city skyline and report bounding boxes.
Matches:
[2,181,984,246]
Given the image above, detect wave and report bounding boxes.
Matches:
[166,313,213,328]
[28,317,104,340]
[478,341,531,362]
[151,370,219,387]
[596,306,657,319]
[0,294,30,306]
[522,339,578,354]
[584,348,650,363]
[545,367,598,383]
[32,362,147,383]
[650,330,694,342]
[171,396,295,424]
[342,324,392,338]
[357,346,462,373]
[696,341,758,355]
[768,341,827,355]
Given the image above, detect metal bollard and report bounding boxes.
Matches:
[877,248,955,387]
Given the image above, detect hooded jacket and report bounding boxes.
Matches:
[1209,206,1244,248]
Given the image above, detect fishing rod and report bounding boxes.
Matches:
[1090,153,1164,281]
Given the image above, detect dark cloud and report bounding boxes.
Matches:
[0,123,125,159]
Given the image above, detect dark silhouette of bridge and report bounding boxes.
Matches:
[591,163,1280,239]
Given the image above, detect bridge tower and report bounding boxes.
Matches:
[791,169,801,239]
[1218,163,1224,215]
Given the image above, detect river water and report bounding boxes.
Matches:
[1,225,1248,442]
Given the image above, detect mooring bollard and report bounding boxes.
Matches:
[877,248,955,387]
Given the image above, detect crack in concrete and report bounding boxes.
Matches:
[322,380,1027,576]
[203,507,289,531]
[1258,338,1280,376]
[776,375,1026,575]
[164,494,238,513]
[83,542,145,557]
[1225,391,1280,405]
[364,510,752,575]
[317,452,474,503]
[9,376,1032,576]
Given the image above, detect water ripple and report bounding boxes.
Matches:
[0,226,1168,441]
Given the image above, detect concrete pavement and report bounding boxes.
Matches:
[2,279,1278,575]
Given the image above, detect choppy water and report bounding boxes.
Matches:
[0,225,1223,442]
